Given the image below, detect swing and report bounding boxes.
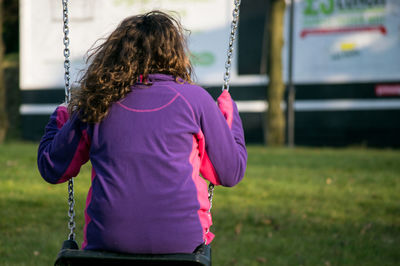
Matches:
[55,0,241,265]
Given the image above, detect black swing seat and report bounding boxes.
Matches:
[55,240,211,266]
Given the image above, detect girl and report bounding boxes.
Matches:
[38,10,247,254]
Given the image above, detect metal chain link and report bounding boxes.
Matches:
[62,0,76,241]
[222,0,241,92]
[208,183,214,212]
[205,183,214,245]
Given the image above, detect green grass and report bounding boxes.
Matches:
[0,142,399,265]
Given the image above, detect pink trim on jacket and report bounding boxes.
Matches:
[189,135,214,244]
[195,130,221,186]
[82,168,96,249]
[56,129,90,184]
[55,106,91,184]
[117,94,179,112]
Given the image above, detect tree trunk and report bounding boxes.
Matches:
[266,0,286,146]
[0,0,8,143]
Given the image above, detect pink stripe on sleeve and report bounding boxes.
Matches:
[189,135,214,244]
[82,168,96,249]
[56,130,90,184]
[195,131,221,186]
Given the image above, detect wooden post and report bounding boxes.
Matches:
[266,0,286,146]
[0,0,8,143]
[287,0,295,147]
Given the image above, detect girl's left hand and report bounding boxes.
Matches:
[217,90,233,129]
[56,103,70,128]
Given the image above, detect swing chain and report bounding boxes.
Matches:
[62,0,76,241]
[222,0,241,92]
[208,183,214,212]
[67,179,76,241]
[205,183,214,244]
[210,0,241,213]
[62,0,71,103]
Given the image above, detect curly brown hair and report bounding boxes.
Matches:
[69,10,193,123]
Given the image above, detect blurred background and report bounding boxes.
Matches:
[1,0,400,147]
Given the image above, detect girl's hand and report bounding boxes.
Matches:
[56,103,70,128]
[217,90,233,129]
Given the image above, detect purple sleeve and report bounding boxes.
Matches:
[197,90,247,187]
[37,106,90,184]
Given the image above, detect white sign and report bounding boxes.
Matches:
[284,0,400,84]
[20,0,243,90]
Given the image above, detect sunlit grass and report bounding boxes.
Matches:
[0,142,399,265]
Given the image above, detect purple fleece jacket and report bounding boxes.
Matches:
[37,74,247,254]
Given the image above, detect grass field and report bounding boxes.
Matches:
[0,142,399,265]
